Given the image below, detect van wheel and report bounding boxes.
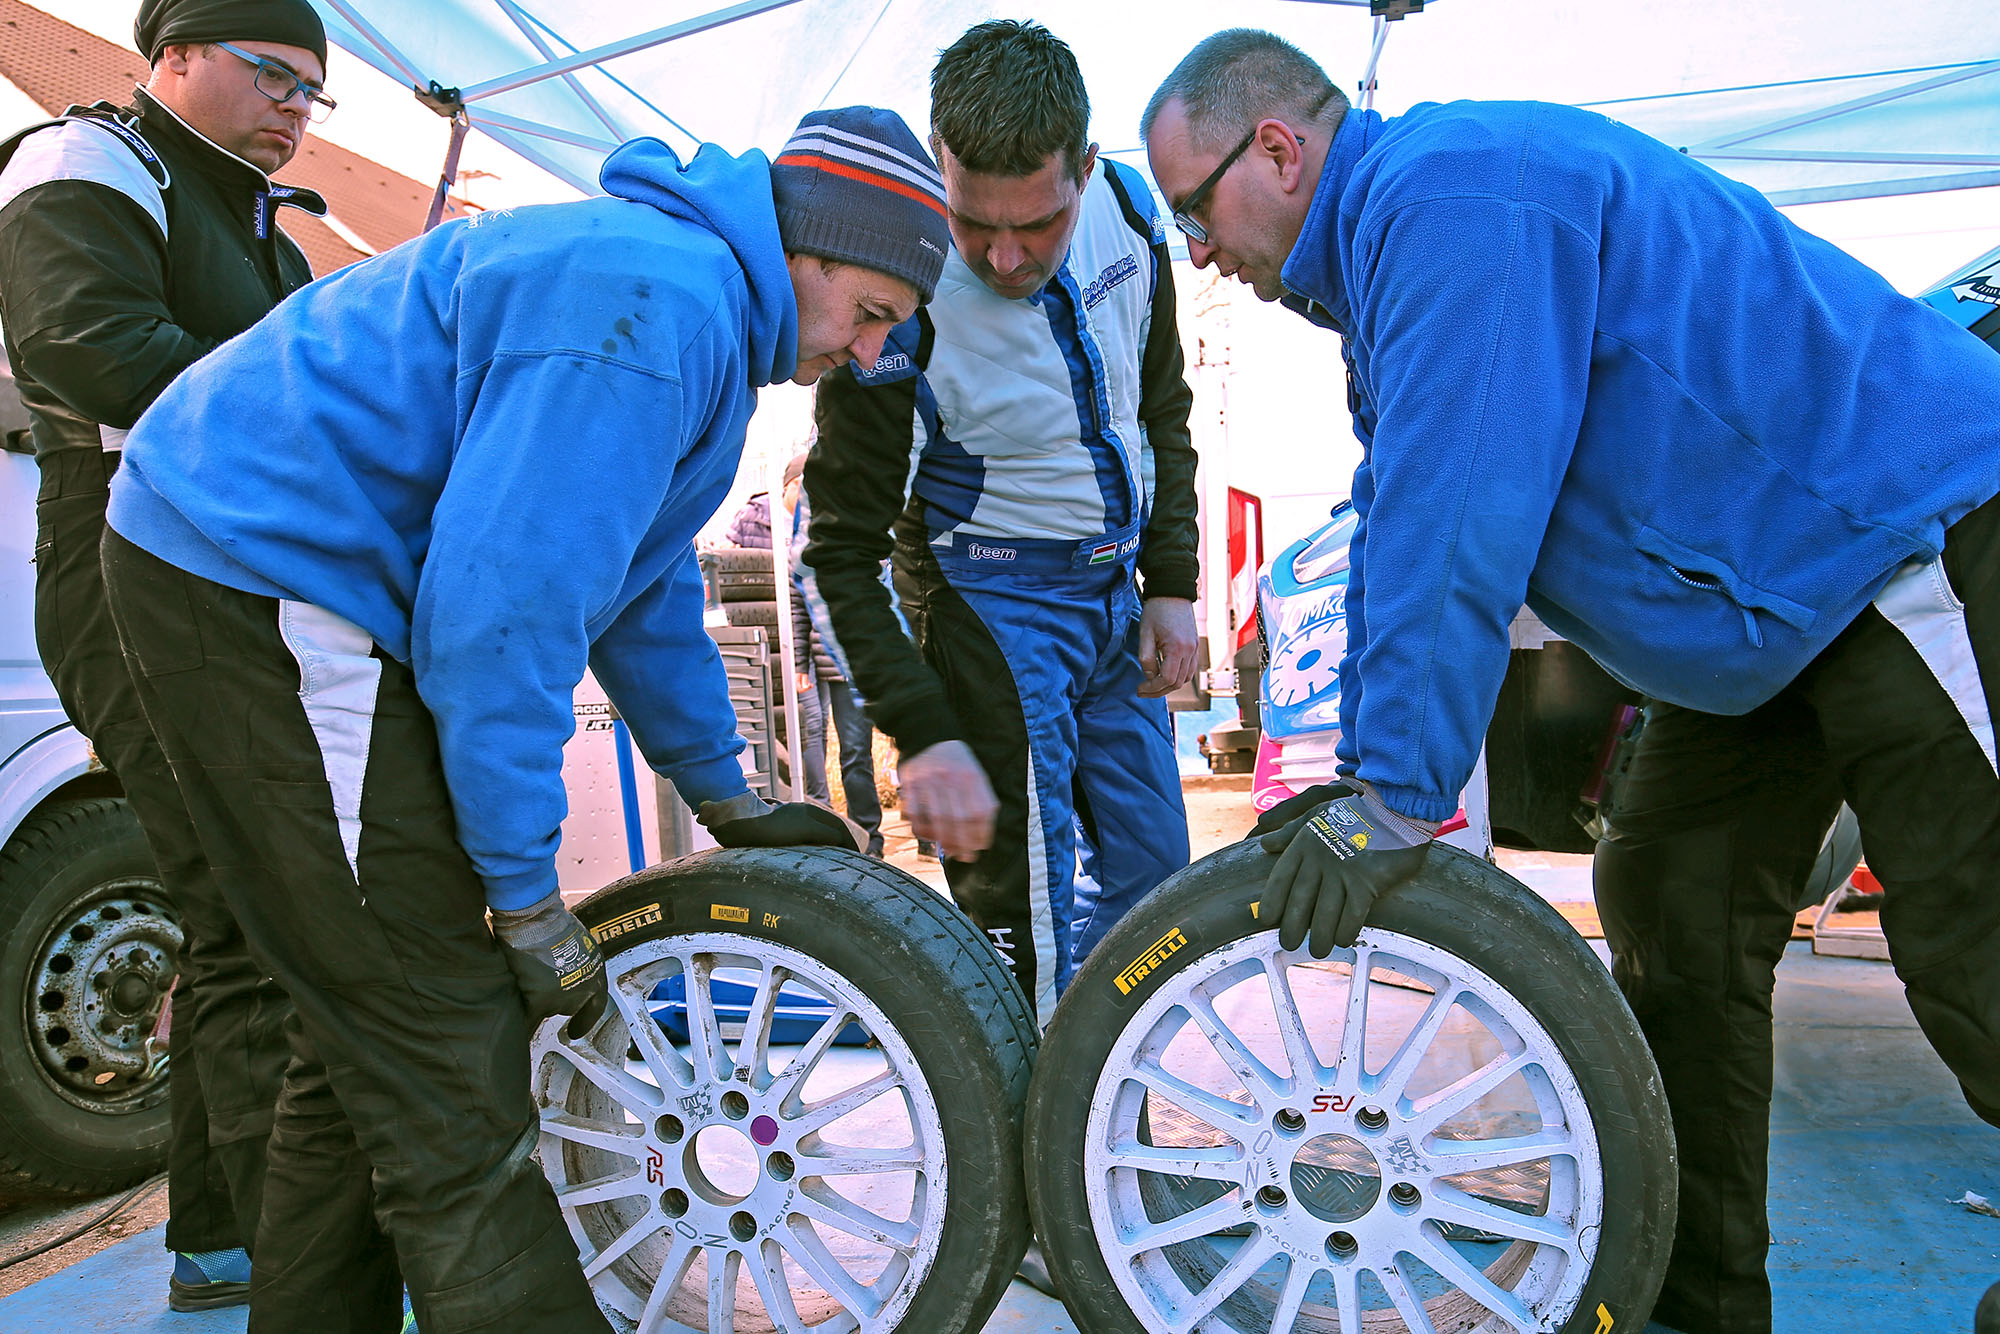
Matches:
[1027,839,1676,1332]
[0,798,176,1197]
[533,846,1034,1332]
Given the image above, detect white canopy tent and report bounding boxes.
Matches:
[306,1,1998,212]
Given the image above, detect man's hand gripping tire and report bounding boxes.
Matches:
[492,890,609,1034]
[1259,783,1438,957]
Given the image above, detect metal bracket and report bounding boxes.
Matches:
[1371,0,1426,17]
[413,79,465,118]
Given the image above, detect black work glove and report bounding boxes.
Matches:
[491,891,608,1032]
[1248,781,1356,838]
[701,794,859,851]
[1260,784,1438,957]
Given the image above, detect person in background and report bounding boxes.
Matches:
[101,106,944,1332]
[0,0,333,1309]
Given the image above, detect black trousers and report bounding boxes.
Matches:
[34,449,286,1253]
[102,531,608,1334]
[1596,493,2000,1334]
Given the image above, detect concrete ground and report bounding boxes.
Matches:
[3,778,1994,1330]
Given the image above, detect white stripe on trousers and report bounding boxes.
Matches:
[1024,754,1060,1032]
[278,601,383,879]
[1874,553,1996,776]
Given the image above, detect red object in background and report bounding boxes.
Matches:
[1850,863,1884,895]
[1227,487,1263,654]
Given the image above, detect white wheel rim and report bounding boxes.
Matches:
[532,932,949,1333]
[1084,928,1604,1333]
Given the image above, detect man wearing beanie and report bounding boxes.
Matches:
[804,20,1200,1029]
[99,105,944,1332]
[0,0,332,1311]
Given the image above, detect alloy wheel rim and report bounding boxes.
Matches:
[532,932,948,1333]
[1084,928,1604,1333]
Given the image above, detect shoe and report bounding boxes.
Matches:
[865,835,885,858]
[1976,1279,1999,1334]
[168,1247,251,1312]
[1016,1241,1059,1298]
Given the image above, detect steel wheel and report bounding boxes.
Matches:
[532,932,949,1334]
[27,877,177,1114]
[1086,927,1604,1333]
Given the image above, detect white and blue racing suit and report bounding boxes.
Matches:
[803,159,1199,1026]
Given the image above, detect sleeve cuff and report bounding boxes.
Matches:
[1363,778,1461,825]
[484,865,561,913]
[667,752,754,810]
[1139,575,1199,603]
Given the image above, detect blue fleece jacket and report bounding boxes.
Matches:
[1282,102,2000,822]
[108,138,797,909]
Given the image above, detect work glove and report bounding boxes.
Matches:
[1248,781,1356,837]
[1260,783,1438,957]
[699,793,859,851]
[491,891,608,1032]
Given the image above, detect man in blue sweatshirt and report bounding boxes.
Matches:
[100,107,947,1333]
[1145,29,2000,1334]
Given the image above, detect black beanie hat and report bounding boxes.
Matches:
[771,106,949,304]
[135,0,329,69]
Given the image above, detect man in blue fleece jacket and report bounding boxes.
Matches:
[1145,29,2000,1334]
[100,107,947,1333]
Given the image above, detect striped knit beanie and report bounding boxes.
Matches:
[772,107,949,303]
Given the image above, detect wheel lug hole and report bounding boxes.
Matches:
[728,1210,757,1242]
[1356,1106,1389,1132]
[767,1151,795,1182]
[1255,1184,1288,1212]
[720,1091,750,1120]
[1274,1108,1306,1134]
[1327,1230,1358,1261]
[1388,1182,1421,1210]
[661,1188,689,1218]
[655,1115,684,1144]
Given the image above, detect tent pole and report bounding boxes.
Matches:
[425,109,471,232]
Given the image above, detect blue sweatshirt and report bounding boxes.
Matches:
[109,138,797,908]
[1282,102,2000,822]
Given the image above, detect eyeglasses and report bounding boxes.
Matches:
[1169,124,1258,246]
[213,41,336,123]
[1171,90,1332,245]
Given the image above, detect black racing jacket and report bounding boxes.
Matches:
[0,87,323,456]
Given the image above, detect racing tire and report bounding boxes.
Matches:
[725,601,781,630]
[714,548,780,603]
[533,846,1035,1332]
[1026,838,1676,1333]
[0,798,176,1197]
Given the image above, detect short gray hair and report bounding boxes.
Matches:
[1142,29,1348,151]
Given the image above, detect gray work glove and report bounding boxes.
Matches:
[1260,783,1438,957]
[699,792,860,851]
[491,891,607,1032]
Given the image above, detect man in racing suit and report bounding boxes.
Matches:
[1144,28,2000,1334]
[0,0,332,1307]
[804,20,1201,1027]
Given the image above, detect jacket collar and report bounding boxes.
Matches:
[131,87,327,227]
[1279,107,1385,334]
